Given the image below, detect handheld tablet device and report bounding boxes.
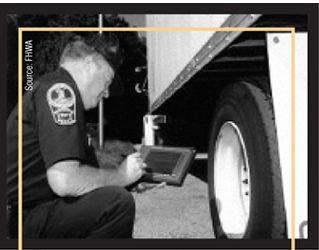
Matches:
[139,145,196,186]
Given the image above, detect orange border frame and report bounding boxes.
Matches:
[18,26,295,250]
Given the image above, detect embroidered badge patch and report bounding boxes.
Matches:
[46,83,76,125]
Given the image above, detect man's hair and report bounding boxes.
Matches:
[60,36,111,68]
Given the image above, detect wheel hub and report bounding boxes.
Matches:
[213,121,251,238]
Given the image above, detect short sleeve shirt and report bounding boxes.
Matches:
[7,68,88,207]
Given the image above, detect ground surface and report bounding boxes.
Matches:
[133,172,214,238]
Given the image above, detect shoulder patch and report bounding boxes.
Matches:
[46,83,76,125]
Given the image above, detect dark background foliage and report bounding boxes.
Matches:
[7,14,148,142]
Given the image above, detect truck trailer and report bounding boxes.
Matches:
[141,14,307,239]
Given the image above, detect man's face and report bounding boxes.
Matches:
[87,58,114,109]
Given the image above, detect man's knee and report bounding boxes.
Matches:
[109,186,135,212]
[89,186,135,215]
[84,187,135,238]
[89,187,135,233]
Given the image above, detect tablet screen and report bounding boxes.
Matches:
[139,145,196,186]
[144,150,182,174]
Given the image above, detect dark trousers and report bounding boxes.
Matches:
[21,186,135,238]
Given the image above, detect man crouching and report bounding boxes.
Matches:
[7,36,146,238]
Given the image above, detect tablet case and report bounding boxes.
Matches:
[139,145,196,186]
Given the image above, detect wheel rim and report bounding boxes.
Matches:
[213,121,251,238]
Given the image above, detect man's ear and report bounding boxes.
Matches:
[83,56,96,73]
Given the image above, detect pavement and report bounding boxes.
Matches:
[132,167,215,238]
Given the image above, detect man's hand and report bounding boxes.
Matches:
[119,152,147,186]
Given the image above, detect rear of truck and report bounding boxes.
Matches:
[145,14,308,239]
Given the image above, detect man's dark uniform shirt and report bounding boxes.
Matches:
[7,68,88,208]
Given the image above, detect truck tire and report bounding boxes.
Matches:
[207,81,286,238]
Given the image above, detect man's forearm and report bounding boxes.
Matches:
[47,161,129,197]
[68,164,129,196]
